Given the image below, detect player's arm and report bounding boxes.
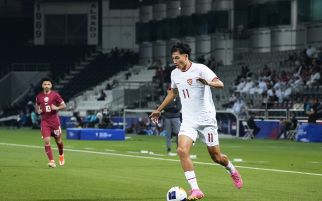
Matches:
[149,88,179,123]
[197,77,224,89]
[51,102,66,111]
[35,104,42,114]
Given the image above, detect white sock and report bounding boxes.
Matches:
[184,171,199,190]
[225,161,236,174]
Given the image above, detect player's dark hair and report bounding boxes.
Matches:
[41,77,53,84]
[171,42,191,57]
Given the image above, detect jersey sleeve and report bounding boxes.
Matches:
[201,65,218,82]
[170,71,177,89]
[55,92,64,105]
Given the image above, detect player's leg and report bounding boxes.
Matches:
[53,126,64,165]
[41,124,56,167]
[177,133,204,200]
[207,146,243,189]
[203,126,243,189]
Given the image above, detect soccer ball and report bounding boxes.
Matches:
[166,186,187,201]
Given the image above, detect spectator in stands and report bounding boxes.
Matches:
[97,89,106,101]
[280,71,290,83]
[262,65,272,80]
[306,66,321,86]
[16,110,27,128]
[258,78,268,94]
[241,77,254,94]
[306,45,317,59]
[282,83,293,101]
[134,117,148,135]
[98,109,113,128]
[267,86,278,104]
[306,97,320,123]
[261,92,273,109]
[278,111,298,139]
[289,75,303,93]
[292,97,304,110]
[222,91,238,108]
[246,113,260,138]
[301,65,311,84]
[317,48,322,64]
[240,64,249,79]
[31,110,39,129]
[229,96,247,118]
[273,85,284,103]
[72,112,83,128]
[84,111,98,127]
[68,98,77,112]
[235,78,246,92]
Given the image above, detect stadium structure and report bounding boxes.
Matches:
[0,0,322,139]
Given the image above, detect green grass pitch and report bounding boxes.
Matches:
[0,128,322,201]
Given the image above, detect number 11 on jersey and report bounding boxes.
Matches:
[182,89,190,99]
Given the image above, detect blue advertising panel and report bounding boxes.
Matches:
[254,120,281,139]
[66,128,81,140]
[296,123,322,142]
[66,128,125,141]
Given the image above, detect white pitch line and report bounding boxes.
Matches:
[104,149,116,152]
[1,142,322,177]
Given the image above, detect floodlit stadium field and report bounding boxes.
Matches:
[0,128,322,201]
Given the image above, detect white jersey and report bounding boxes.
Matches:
[171,62,218,126]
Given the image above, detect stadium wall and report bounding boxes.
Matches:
[101,0,139,53]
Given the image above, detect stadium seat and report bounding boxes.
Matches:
[287,124,298,141]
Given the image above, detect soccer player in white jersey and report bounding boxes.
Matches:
[150,43,243,200]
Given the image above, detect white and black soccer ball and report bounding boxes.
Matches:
[166,186,187,201]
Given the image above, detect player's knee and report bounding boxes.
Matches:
[43,137,51,145]
[177,146,188,157]
[55,138,62,144]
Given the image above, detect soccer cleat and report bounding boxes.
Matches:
[188,189,204,200]
[231,170,243,189]
[48,160,56,168]
[59,154,65,166]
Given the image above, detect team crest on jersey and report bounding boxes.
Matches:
[187,78,193,85]
[44,97,49,103]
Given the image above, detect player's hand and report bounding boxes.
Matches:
[149,110,161,124]
[51,104,59,111]
[197,77,208,85]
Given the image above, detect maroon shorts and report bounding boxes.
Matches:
[41,121,62,138]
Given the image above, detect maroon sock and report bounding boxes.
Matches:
[45,145,54,161]
[57,142,64,155]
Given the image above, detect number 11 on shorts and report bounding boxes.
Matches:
[208,133,214,142]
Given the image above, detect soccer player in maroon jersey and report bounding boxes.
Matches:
[36,78,66,168]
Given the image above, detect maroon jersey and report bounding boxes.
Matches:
[36,91,64,126]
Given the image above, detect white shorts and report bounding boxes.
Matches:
[178,124,219,146]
